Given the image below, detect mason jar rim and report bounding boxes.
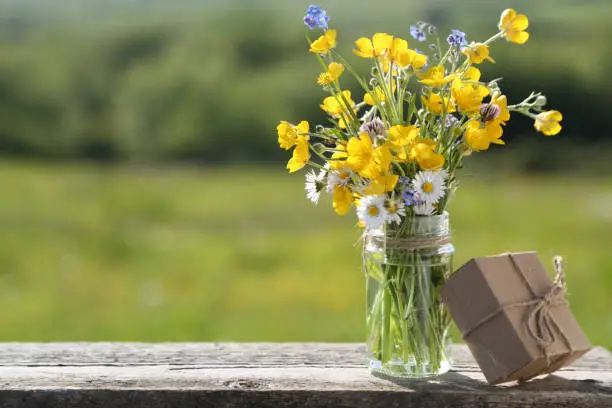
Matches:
[367,211,450,239]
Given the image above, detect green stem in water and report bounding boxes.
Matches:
[381,274,393,363]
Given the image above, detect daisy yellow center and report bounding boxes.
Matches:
[422,182,434,193]
[367,205,380,216]
[339,171,349,180]
[388,204,397,214]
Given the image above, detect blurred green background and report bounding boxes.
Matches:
[0,0,610,347]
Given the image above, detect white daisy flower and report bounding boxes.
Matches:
[357,195,389,230]
[326,169,352,193]
[385,199,406,225]
[411,169,448,205]
[305,170,326,205]
[413,201,435,216]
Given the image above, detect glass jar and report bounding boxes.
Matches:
[364,212,454,378]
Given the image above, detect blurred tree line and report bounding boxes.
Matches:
[0,1,609,170]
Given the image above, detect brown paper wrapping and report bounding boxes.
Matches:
[441,252,591,385]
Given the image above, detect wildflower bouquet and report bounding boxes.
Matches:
[277,6,561,378]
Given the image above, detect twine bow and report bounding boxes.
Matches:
[462,255,570,366]
[521,256,567,359]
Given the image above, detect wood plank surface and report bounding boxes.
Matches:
[0,343,609,408]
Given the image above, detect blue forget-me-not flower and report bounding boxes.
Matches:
[402,187,420,207]
[303,5,330,31]
[447,29,467,48]
[410,25,426,42]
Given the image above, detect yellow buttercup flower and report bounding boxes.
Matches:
[490,93,510,125]
[463,66,481,82]
[277,120,309,150]
[388,147,408,162]
[364,173,399,195]
[332,185,353,215]
[411,53,428,70]
[410,141,445,170]
[419,66,458,87]
[411,138,437,150]
[464,122,490,151]
[373,144,392,174]
[353,33,394,59]
[388,125,419,148]
[321,90,355,129]
[320,90,355,117]
[309,29,337,54]
[463,42,495,64]
[390,38,408,61]
[464,120,504,151]
[451,79,489,115]
[390,38,428,70]
[286,135,310,173]
[277,121,295,150]
[381,173,399,192]
[317,62,345,86]
[346,133,393,179]
[386,124,419,162]
[295,121,310,136]
[328,145,348,170]
[360,146,396,194]
[421,93,456,115]
[534,110,562,136]
[499,9,529,44]
[346,132,379,179]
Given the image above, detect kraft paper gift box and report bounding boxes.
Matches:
[441,252,591,385]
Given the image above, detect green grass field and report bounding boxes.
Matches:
[0,162,610,347]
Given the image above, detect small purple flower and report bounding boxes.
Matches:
[303,5,330,31]
[479,103,501,122]
[447,29,467,48]
[399,177,411,192]
[410,25,426,42]
[402,188,420,207]
[360,118,386,138]
[444,115,459,129]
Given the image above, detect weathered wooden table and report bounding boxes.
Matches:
[0,343,610,407]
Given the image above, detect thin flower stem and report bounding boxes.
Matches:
[305,161,327,171]
[509,107,538,120]
[374,58,400,124]
[331,51,372,95]
[483,31,504,46]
